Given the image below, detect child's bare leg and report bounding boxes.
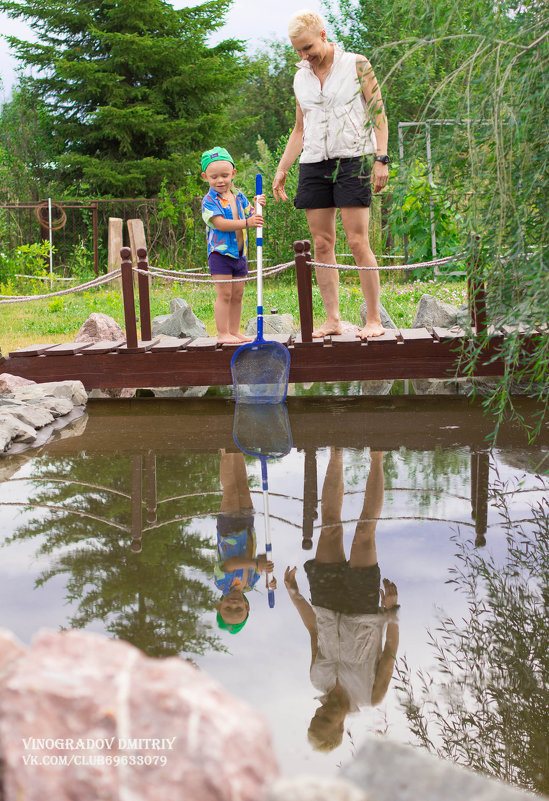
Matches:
[229,279,251,342]
[213,276,240,343]
[219,451,241,512]
[349,451,384,567]
[340,207,385,340]
[315,447,346,563]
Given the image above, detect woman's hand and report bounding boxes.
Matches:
[284,566,299,593]
[372,161,389,194]
[272,169,289,202]
[380,578,398,609]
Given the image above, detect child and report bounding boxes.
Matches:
[214,450,276,634]
[201,147,265,344]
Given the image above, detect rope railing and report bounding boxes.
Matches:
[0,270,122,304]
[310,253,465,271]
[0,252,466,302]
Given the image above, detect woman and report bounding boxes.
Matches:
[273,10,389,339]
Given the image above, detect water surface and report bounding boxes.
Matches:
[0,397,547,792]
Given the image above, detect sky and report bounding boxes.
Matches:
[0,0,329,100]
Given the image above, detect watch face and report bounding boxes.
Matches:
[376,155,390,164]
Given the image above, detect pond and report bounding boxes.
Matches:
[0,395,547,794]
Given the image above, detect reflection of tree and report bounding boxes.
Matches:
[6,452,227,658]
[343,447,471,516]
[395,483,549,794]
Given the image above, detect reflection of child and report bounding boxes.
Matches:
[214,451,275,633]
[201,146,265,344]
[285,449,399,751]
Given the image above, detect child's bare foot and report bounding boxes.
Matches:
[312,321,343,338]
[217,333,241,344]
[356,321,385,340]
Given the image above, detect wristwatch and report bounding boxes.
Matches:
[375,155,390,164]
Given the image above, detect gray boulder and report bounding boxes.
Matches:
[359,300,397,329]
[343,736,537,801]
[0,413,37,450]
[13,380,87,407]
[412,294,459,329]
[245,311,296,337]
[0,373,36,394]
[152,298,207,339]
[361,379,394,396]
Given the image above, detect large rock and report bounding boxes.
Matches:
[0,401,55,430]
[0,374,36,394]
[0,413,37,450]
[152,298,207,339]
[245,311,296,338]
[12,380,87,407]
[359,301,397,330]
[412,294,459,329]
[74,312,125,342]
[0,628,278,801]
[342,736,537,801]
[268,776,369,801]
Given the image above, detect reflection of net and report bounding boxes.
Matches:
[232,343,290,405]
[233,404,292,459]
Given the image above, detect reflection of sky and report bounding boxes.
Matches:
[0,440,545,777]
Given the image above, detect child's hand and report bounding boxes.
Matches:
[246,213,264,228]
[254,193,266,207]
[256,553,273,572]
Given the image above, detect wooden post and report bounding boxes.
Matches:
[471,450,489,547]
[136,246,152,341]
[144,451,157,525]
[107,218,123,288]
[130,454,143,553]
[468,234,487,335]
[120,246,138,350]
[92,202,99,276]
[127,218,147,285]
[302,447,318,550]
[294,240,314,342]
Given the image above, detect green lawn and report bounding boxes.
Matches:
[0,273,467,352]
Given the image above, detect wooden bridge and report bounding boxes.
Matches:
[0,241,542,390]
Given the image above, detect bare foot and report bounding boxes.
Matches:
[356,321,386,340]
[233,333,253,342]
[217,333,241,344]
[312,321,343,338]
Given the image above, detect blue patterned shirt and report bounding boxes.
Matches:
[201,187,254,259]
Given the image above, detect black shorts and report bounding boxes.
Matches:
[305,559,381,615]
[294,157,372,209]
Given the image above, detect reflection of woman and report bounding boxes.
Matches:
[215,450,275,634]
[284,449,399,751]
[273,10,389,340]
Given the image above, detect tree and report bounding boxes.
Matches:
[328,0,549,437]
[0,0,246,197]
[228,39,297,161]
[0,84,60,201]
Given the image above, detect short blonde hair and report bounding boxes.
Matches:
[288,9,326,38]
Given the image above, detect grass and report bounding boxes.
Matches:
[0,272,468,352]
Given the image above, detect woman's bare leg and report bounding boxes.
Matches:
[315,447,346,563]
[340,207,384,339]
[305,208,342,337]
[349,451,384,567]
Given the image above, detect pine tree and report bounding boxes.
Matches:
[0,0,246,196]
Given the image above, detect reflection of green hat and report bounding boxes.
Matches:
[216,610,248,634]
[201,147,234,173]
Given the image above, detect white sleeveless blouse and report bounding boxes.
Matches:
[294,47,377,163]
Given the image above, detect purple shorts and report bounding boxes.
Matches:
[208,251,248,277]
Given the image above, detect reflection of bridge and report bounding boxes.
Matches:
[32,396,546,551]
[1,242,543,389]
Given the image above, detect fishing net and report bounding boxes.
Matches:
[231,341,290,405]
